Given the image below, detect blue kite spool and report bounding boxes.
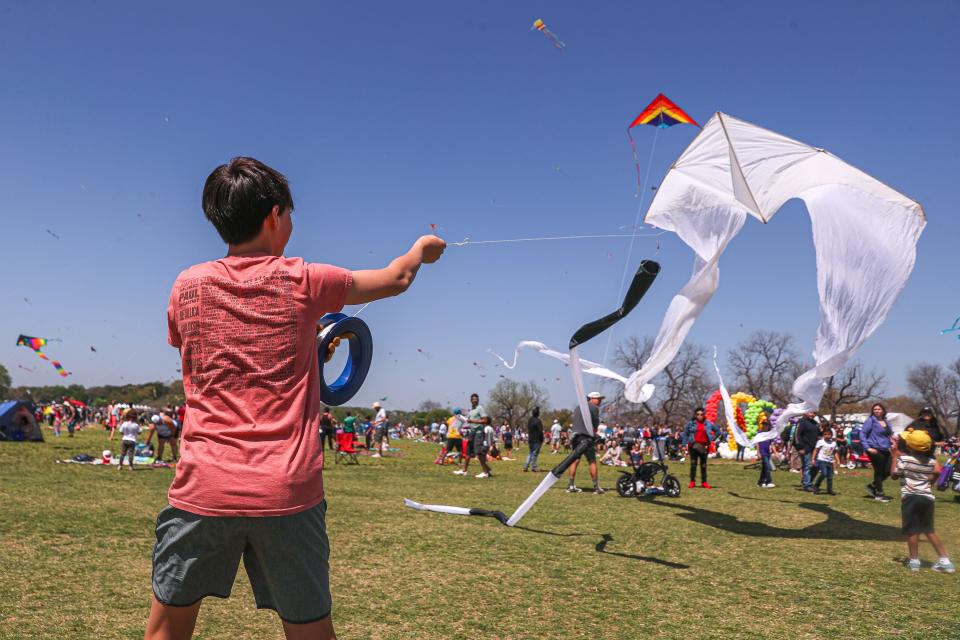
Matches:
[316,313,373,406]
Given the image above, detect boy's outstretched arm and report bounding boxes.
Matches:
[345,235,445,305]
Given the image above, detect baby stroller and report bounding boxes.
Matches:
[615,458,681,499]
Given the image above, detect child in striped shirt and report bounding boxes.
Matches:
[890,428,954,573]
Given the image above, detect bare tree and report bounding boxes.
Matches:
[819,362,886,419]
[906,360,960,435]
[727,330,805,406]
[417,399,443,413]
[612,336,711,425]
[487,379,549,428]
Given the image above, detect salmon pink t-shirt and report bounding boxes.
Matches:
[166,253,352,516]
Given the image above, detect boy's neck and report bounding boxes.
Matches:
[227,237,282,257]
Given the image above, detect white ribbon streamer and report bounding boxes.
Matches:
[490,342,655,405]
[712,347,778,448]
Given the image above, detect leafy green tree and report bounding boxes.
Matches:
[0,363,11,400]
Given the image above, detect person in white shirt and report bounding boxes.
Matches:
[372,402,389,457]
[550,419,562,454]
[118,410,142,471]
[812,428,840,495]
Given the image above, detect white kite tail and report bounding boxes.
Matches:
[505,473,559,527]
[489,341,631,386]
[403,499,472,517]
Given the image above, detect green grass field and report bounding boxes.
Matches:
[2,429,958,640]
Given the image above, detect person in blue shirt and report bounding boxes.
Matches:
[861,402,894,502]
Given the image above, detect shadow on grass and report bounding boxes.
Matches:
[594,534,690,569]
[512,526,689,569]
[648,498,900,541]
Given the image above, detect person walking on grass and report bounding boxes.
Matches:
[523,407,544,472]
[681,407,721,489]
[795,410,820,492]
[813,427,840,495]
[117,410,141,472]
[371,401,389,457]
[455,393,493,478]
[501,421,514,461]
[319,407,335,451]
[435,409,465,465]
[890,428,955,573]
[567,392,605,495]
[757,419,775,488]
[550,418,562,454]
[862,402,894,502]
[145,156,445,640]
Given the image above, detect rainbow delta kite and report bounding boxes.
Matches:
[16,334,70,377]
[627,93,699,193]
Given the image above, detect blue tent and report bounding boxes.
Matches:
[0,400,43,441]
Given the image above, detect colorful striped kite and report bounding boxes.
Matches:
[531,18,565,51]
[627,93,699,193]
[16,334,70,377]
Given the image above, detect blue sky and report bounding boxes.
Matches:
[1,1,958,410]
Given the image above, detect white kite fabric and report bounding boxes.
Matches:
[623,112,925,427]
[712,348,777,448]
[490,342,656,415]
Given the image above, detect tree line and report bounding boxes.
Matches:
[2,330,957,435]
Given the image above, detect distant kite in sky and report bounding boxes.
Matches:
[531,18,564,51]
[16,334,70,377]
[90,346,97,352]
[417,347,433,360]
[18,364,35,373]
[941,317,960,340]
[45,229,60,240]
[627,93,699,194]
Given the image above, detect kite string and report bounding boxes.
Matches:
[602,127,660,366]
[449,232,664,247]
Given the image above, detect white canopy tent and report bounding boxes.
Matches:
[621,113,926,427]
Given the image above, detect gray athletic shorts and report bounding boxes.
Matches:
[152,500,331,624]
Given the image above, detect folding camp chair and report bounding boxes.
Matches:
[335,432,360,465]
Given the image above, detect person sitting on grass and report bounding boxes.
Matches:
[629,441,644,467]
[890,428,954,573]
[144,156,445,640]
[600,441,627,467]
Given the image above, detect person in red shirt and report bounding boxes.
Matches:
[681,407,721,489]
[145,157,445,640]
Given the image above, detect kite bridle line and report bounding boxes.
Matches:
[603,127,661,367]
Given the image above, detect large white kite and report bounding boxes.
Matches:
[621,112,926,426]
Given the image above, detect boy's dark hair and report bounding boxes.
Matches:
[202,156,294,244]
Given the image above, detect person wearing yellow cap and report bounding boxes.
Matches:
[890,427,954,573]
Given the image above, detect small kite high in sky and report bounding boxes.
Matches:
[16,334,70,377]
[531,18,564,51]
